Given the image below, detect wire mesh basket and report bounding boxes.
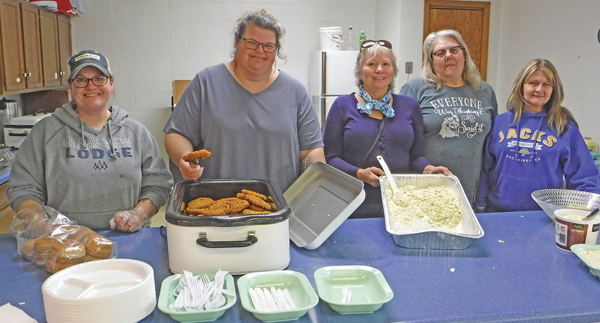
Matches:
[531,189,600,222]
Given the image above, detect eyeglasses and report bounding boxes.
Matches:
[71,76,110,88]
[361,40,392,50]
[241,37,278,53]
[432,46,464,58]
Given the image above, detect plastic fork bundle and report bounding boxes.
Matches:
[248,286,297,312]
[171,270,233,311]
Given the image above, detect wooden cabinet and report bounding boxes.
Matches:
[0,182,16,234]
[40,9,60,87]
[0,0,71,95]
[20,1,44,90]
[0,0,27,92]
[57,14,71,85]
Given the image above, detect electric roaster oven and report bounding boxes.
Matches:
[3,110,52,148]
[165,179,291,275]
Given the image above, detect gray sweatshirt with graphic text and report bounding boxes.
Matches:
[7,102,173,229]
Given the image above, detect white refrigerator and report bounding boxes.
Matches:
[309,51,359,128]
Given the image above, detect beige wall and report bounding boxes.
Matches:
[71,0,600,150]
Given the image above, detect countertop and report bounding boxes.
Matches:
[2,211,600,322]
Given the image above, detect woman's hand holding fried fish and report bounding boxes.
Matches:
[178,149,211,180]
[179,156,204,180]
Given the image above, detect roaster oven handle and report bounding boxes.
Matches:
[196,231,258,248]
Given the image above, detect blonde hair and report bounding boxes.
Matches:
[421,29,481,90]
[354,44,399,90]
[507,59,575,135]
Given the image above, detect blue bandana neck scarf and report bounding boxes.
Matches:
[357,87,394,118]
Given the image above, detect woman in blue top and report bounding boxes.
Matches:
[476,59,600,212]
[323,40,450,218]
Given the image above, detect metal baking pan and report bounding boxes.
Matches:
[285,162,365,250]
[380,174,484,249]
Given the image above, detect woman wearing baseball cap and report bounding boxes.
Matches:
[7,50,173,232]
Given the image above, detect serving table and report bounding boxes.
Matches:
[2,210,600,323]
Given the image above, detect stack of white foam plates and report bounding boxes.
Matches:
[41,259,156,323]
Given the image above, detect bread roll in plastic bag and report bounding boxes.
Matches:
[10,205,118,273]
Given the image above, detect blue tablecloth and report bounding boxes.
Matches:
[0,168,10,185]
[1,210,600,323]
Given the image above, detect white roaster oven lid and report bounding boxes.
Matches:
[7,110,52,126]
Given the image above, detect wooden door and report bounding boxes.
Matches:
[57,14,71,85]
[0,0,26,92]
[40,9,61,87]
[424,0,490,81]
[20,3,44,89]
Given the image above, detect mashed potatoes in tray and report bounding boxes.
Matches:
[385,184,463,229]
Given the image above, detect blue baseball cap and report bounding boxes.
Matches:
[68,50,112,80]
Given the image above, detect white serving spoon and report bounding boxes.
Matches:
[376,155,407,207]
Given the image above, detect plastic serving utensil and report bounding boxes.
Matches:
[376,155,407,206]
[583,208,600,221]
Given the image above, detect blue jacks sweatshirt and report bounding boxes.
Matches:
[476,110,600,212]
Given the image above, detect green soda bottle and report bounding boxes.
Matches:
[359,31,366,48]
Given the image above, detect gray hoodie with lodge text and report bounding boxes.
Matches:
[7,102,173,230]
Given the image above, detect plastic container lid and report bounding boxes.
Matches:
[285,162,365,250]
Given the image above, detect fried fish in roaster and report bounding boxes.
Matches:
[202,198,250,216]
[188,197,214,209]
[186,207,206,215]
[184,197,214,215]
[237,193,272,211]
[182,149,212,165]
[242,209,270,215]
[248,204,267,212]
[241,189,267,201]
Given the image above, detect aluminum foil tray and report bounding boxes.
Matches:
[380,174,484,249]
[285,162,365,250]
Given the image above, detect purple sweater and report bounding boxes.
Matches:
[323,93,430,211]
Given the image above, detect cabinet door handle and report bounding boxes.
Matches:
[23,73,28,77]
[28,73,32,77]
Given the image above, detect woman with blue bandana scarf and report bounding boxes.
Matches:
[323,40,451,219]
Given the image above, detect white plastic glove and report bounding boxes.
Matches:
[109,207,150,232]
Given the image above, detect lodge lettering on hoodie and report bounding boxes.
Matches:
[497,127,557,148]
[63,135,133,159]
[66,147,132,158]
